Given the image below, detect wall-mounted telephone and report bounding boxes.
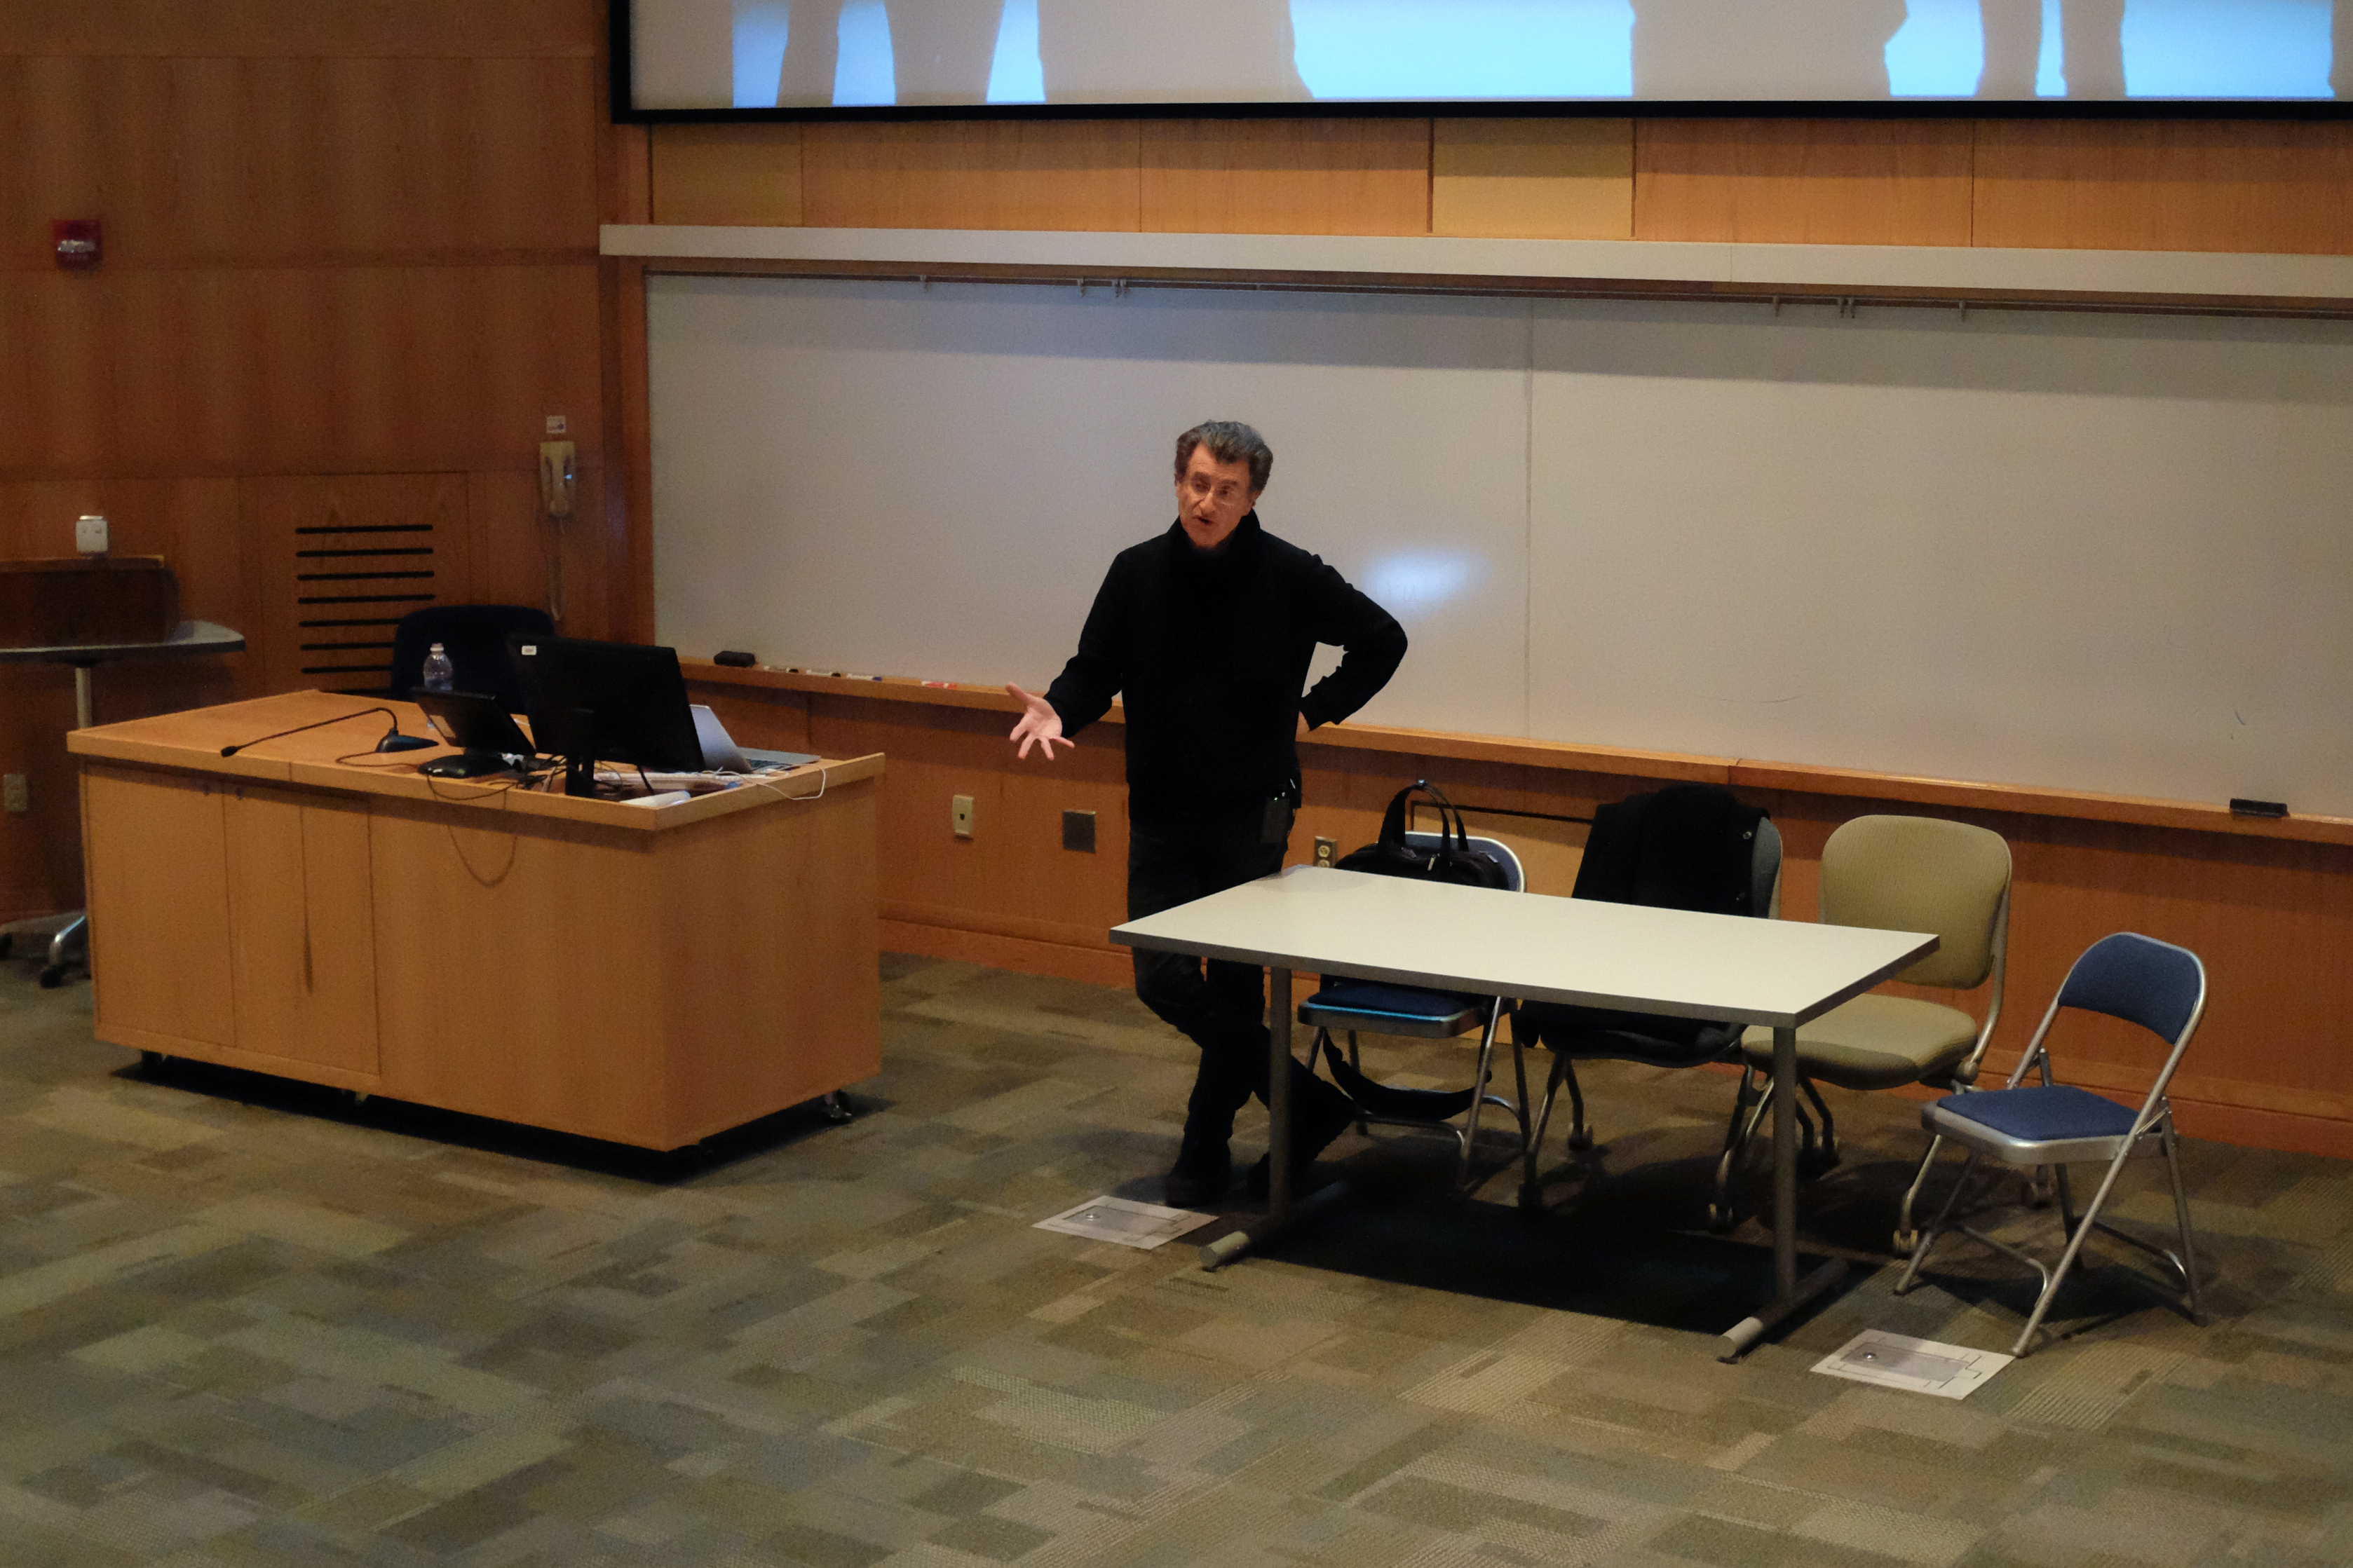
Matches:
[538,440,575,519]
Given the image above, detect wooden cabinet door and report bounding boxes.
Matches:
[84,765,236,1051]
[222,784,380,1080]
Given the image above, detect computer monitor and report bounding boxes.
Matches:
[412,688,537,779]
[507,634,704,797]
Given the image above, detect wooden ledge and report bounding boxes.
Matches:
[606,225,2353,319]
[69,688,883,833]
[685,660,2353,848]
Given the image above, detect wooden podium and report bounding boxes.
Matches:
[68,691,883,1150]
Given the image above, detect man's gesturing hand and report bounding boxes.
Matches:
[1005,684,1071,760]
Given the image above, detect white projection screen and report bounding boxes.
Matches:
[649,273,2353,817]
[624,0,2353,114]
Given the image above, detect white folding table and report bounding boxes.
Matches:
[1113,864,1937,1358]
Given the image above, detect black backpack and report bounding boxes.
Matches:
[1334,780,1511,892]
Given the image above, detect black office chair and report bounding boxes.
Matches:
[385,604,553,713]
[1509,782,1782,1209]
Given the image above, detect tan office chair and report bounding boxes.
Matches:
[1712,814,2012,1251]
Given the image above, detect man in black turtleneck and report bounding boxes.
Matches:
[1006,421,1407,1206]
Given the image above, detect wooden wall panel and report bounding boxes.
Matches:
[0,1,599,58]
[0,54,599,271]
[808,697,1132,956]
[240,473,470,696]
[1433,118,1633,241]
[803,120,1143,232]
[1974,119,2353,256]
[1635,118,1975,247]
[651,125,804,228]
[0,265,603,477]
[463,469,556,622]
[606,122,653,228]
[463,467,613,640]
[1141,118,1431,236]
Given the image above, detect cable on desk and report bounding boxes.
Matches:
[747,765,828,803]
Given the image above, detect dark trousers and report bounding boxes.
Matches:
[1128,806,1343,1166]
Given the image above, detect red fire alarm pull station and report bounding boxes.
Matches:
[53,219,101,270]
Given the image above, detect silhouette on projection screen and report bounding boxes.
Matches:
[625,0,2353,113]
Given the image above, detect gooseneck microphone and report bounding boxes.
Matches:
[219,707,435,758]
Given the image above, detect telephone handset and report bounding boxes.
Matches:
[538,440,575,519]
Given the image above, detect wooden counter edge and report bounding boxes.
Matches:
[68,730,300,782]
[71,711,884,831]
[686,662,2353,848]
[1725,760,2353,848]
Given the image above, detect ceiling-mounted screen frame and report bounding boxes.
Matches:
[610,0,2353,124]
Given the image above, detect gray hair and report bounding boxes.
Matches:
[1174,421,1272,493]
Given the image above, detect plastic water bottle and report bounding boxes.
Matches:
[421,642,454,693]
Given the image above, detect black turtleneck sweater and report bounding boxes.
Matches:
[1043,512,1406,826]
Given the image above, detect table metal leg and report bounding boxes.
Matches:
[1718,1023,1844,1360]
[1267,964,1292,1218]
[1200,963,1362,1272]
[40,664,100,988]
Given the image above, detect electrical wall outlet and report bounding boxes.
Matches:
[951,793,975,838]
[2,775,26,814]
[74,514,107,554]
[544,414,568,435]
[1062,809,1096,852]
[1313,836,1337,866]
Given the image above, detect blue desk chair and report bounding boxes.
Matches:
[1303,831,1528,1193]
[1893,932,2209,1356]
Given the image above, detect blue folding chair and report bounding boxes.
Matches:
[1893,932,2209,1356]
[1302,831,1528,1193]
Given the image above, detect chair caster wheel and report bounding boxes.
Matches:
[139,1049,166,1071]
[1891,1229,1920,1256]
[38,964,67,989]
[1706,1201,1735,1234]
[344,1089,371,1109]
[820,1091,854,1124]
[2023,1177,2053,1208]
[1567,1130,1594,1152]
[1517,1181,1546,1210]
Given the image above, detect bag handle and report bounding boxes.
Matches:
[1382,779,1474,855]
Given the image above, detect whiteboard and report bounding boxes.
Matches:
[650,273,2353,816]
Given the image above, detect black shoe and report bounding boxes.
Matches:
[1244,1080,1359,1201]
[1163,1147,1230,1209]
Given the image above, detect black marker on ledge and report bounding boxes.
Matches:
[2229,798,2288,819]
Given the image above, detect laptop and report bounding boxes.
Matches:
[691,704,818,773]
